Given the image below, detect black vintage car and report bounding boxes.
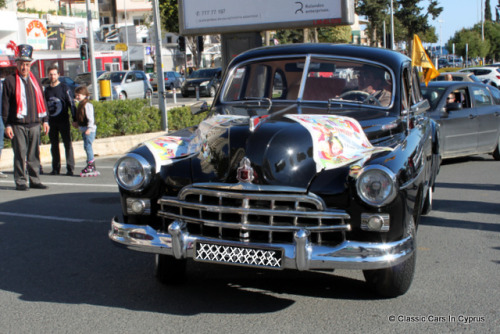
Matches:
[421,81,500,160]
[110,44,441,297]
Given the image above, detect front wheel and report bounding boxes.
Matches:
[155,254,187,284]
[363,218,416,298]
[208,85,216,97]
[492,135,500,160]
[421,186,433,215]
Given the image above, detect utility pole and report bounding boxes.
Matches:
[390,0,395,50]
[85,0,98,100]
[151,0,167,130]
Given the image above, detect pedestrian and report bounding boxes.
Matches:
[2,44,49,190]
[74,86,99,177]
[44,65,76,176]
[0,79,7,178]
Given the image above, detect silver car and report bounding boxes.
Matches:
[97,70,153,100]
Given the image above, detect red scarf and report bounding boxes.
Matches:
[16,70,47,118]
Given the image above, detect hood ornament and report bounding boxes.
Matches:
[237,157,255,183]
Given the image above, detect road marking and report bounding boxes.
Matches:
[0,180,117,187]
[0,211,107,223]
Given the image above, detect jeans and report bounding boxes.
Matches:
[82,130,96,163]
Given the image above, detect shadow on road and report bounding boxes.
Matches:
[0,193,380,316]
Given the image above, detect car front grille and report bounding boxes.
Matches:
[158,185,350,245]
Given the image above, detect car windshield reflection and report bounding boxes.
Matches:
[222,56,394,110]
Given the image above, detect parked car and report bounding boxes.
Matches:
[458,67,500,87]
[74,71,106,87]
[151,71,184,91]
[109,44,441,297]
[41,76,79,96]
[421,81,500,160]
[438,58,450,69]
[94,70,152,100]
[181,67,221,97]
[432,72,481,82]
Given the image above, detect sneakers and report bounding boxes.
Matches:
[80,160,100,177]
[16,184,28,191]
[49,170,60,175]
[66,170,74,176]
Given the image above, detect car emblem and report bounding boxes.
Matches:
[237,157,254,183]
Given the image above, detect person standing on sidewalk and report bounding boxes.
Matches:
[44,65,76,176]
[2,44,49,190]
[74,86,98,177]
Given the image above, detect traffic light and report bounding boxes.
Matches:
[80,44,88,60]
[178,36,185,52]
[197,36,204,53]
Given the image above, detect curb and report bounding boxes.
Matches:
[0,131,165,170]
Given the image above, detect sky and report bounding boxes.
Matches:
[429,0,496,46]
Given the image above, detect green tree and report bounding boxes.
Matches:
[448,29,490,59]
[356,0,390,46]
[395,0,443,49]
[0,0,5,9]
[485,0,492,21]
[475,20,500,61]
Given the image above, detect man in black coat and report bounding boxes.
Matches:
[2,44,49,190]
[44,65,76,175]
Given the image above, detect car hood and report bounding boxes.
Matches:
[184,78,213,85]
[140,105,397,190]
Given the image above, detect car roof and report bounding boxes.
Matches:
[229,43,410,72]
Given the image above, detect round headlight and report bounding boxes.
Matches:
[356,165,397,207]
[114,153,153,191]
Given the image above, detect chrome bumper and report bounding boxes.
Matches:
[109,217,415,271]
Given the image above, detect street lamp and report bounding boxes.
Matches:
[438,19,444,56]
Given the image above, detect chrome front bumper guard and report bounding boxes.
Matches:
[109,217,415,271]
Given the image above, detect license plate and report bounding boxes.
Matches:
[195,242,282,268]
[188,87,195,91]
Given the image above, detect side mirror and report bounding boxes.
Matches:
[410,99,430,115]
[190,101,209,115]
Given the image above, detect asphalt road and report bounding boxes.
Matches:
[0,154,498,333]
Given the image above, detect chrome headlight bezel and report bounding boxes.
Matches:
[355,165,397,207]
[114,153,153,192]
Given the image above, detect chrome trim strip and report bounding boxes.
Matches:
[157,212,351,232]
[109,218,415,271]
[159,198,350,220]
[191,182,308,194]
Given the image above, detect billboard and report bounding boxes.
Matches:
[19,18,48,50]
[179,0,354,36]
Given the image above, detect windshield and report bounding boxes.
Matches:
[221,56,394,108]
[189,69,218,79]
[421,86,447,109]
[99,72,125,83]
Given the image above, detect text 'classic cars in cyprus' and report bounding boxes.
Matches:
[109,44,441,297]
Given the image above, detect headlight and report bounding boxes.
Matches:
[356,165,397,207]
[200,81,209,86]
[114,153,153,191]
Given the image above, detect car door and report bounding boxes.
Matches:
[471,85,499,153]
[437,86,479,157]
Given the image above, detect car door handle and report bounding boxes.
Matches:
[469,114,477,119]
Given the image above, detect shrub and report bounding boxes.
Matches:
[6,99,208,147]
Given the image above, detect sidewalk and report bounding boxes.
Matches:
[0,131,165,170]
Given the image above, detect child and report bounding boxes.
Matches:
[74,86,99,177]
